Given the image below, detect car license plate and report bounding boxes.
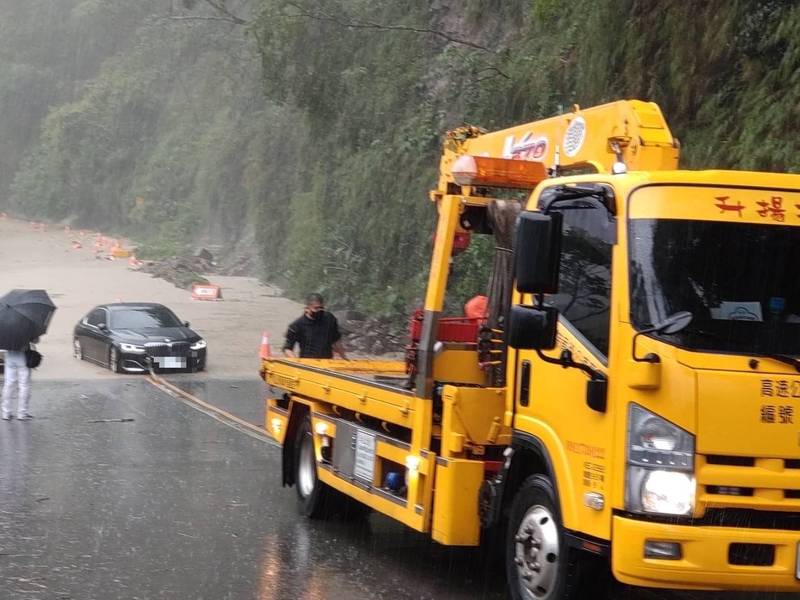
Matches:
[156,356,185,369]
[353,429,376,483]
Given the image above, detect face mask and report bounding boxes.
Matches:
[309,308,324,320]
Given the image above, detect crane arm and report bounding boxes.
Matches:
[434,99,679,196]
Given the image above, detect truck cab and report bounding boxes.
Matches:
[506,169,800,594]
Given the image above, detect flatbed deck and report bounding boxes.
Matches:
[264,358,419,427]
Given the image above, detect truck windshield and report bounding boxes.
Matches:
[630,219,800,356]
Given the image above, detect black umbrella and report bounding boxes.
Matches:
[0,289,56,350]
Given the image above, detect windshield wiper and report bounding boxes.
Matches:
[761,354,800,373]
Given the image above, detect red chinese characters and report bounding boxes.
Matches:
[756,196,786,222]
[714,196,744,216]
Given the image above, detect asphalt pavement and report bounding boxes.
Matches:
[0,378,798,599]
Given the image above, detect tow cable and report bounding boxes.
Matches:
[146,361,277,446]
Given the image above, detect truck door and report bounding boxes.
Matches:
[513,191,616,537]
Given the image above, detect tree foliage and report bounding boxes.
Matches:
[1,0,799,315]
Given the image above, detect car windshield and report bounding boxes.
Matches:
[630,219,800,356]
[110,307,182,329]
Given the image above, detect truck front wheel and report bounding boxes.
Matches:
[294,416,331,518]
[506,475,599,600]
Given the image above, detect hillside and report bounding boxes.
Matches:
[1,0,798,315]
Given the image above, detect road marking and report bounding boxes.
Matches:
[146,371,278,447]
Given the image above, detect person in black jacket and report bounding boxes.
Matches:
[283,293,348,359]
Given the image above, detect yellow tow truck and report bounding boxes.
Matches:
[262,99,800,598]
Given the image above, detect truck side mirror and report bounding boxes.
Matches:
[514,211,563,294]
[507,304,558,350]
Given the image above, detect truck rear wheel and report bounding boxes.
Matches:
[294,416,332,518]
[506,475,602,600]
[293,415,371,521]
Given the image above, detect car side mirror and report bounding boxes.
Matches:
[184,321,190,327]
[514,211,563,294]
[98,323,107,330]
[507,304,558,350]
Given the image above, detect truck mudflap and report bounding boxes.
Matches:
[612,515,800,591]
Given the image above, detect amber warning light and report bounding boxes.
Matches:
[452,155,547,189]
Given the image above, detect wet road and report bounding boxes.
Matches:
[0,378,798,600]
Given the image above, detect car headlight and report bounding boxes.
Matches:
[626,403,695,516]
[190,339,207,350]
[119,342,145,353]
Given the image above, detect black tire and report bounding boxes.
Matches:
[108,346,122,374]
[294,416,333,518]
[506,475,608,600]
[293,416,371,521]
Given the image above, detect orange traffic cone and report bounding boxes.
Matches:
[259,332,271,360]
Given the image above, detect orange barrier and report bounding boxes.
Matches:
[191,284,222,301]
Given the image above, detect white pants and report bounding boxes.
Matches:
[2,351,30,416]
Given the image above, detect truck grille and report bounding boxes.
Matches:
[145,342,189,357]
[701,508,800,531]
[698,454,800,512]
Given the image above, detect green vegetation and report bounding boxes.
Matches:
[1,0,799,316]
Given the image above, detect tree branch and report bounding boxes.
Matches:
[165,0,247,26]
[203,0,248,25]
[282,1,492,52]
[164,15,246,25]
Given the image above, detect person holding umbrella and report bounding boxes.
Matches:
[0,289,56,421]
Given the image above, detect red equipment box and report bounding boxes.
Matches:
[408,309,480,343]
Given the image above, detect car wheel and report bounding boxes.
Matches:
[73,338,83,361]
[506,475,608,600]
[108,346,122,374]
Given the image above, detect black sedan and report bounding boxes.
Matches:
[73,303,207,373]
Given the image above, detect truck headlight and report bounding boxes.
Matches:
[626,403,695,516]
[190,339,207,350]
[119,342,145,353]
